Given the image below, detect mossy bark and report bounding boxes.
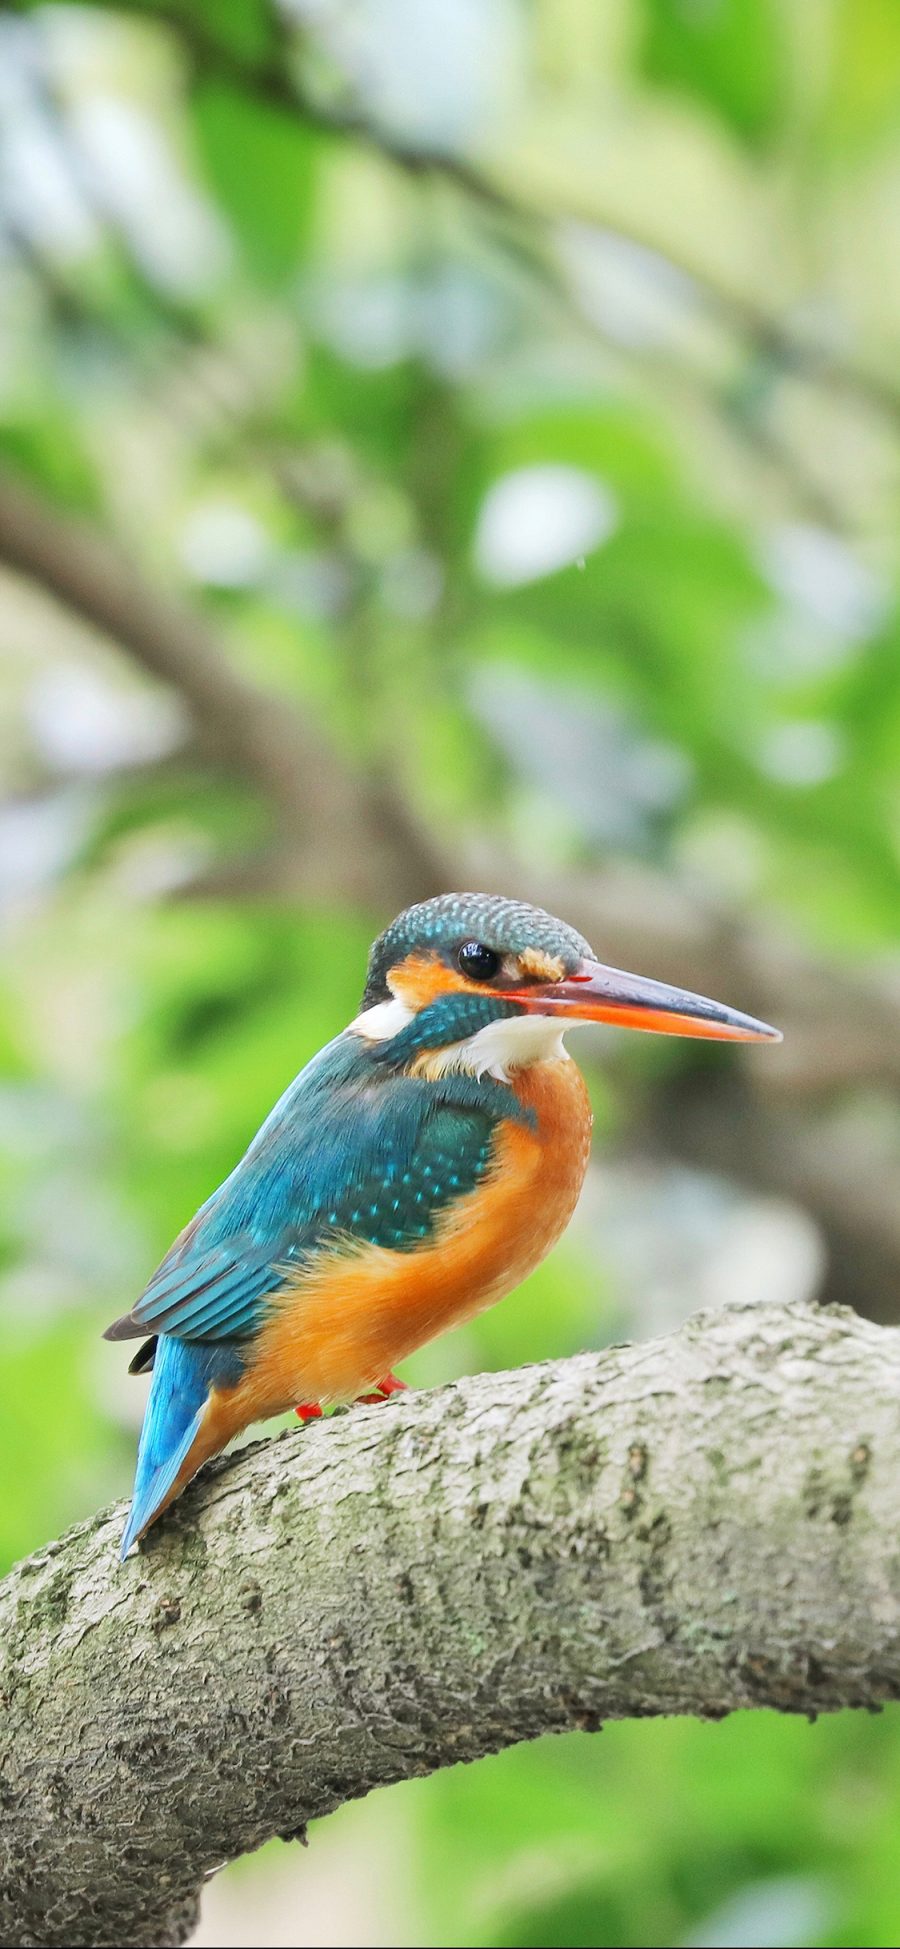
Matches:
[2,1299,899,1948]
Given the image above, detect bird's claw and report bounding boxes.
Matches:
[357,1372,408,1406]
[296,1374,406,1418]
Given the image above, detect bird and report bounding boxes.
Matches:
[106,891,780,1558]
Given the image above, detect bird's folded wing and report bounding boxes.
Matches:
[104,1078,508,1346]
[104,1243,280,1342]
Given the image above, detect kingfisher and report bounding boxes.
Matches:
[106,892,780,1557]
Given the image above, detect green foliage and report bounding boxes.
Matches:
[639,0,786,147]
[1,0,899,1944]
[193,79,320,288]
[406,1708,900,1947]
[0,1319,128,1570]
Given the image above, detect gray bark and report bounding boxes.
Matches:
[2,1298,899,1949]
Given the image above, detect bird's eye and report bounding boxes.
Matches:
[457,940,500,982]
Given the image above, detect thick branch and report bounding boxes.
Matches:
[2,1299,899,1948]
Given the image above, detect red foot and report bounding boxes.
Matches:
[294,1402,323,1423]
[357,1371,409,1406]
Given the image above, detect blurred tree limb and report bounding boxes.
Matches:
[2,1298,899,1948]
[14,0,894,429]
[2,460,900,1317]
[0,0,881,534]
[0,465,444,909]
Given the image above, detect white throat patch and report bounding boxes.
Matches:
[349,997,571,1083]
[425,1013,570,1083]
[348,997,572,1091]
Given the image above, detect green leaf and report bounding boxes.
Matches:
[0,1321,127,1574]
[638,0,786,149]
[0,415,102,516]
[825,0,900,152]
[192,78,319,288]
[109,0,278,66]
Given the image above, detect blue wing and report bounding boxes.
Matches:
[105,1034,528,1348]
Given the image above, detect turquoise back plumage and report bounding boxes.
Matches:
[111,1031,532,1349]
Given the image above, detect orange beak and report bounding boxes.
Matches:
[501,957,781,1044]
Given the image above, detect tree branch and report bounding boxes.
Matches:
[0,465,445,907]
[34,0,897,429]
[2,1299,899,1948]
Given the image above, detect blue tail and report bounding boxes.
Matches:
[120,1335,215,1560]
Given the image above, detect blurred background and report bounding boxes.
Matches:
[1,1,899,1943]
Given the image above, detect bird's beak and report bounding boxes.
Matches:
[503,957,782,1043]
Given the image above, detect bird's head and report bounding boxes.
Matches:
[353,892,780,1080]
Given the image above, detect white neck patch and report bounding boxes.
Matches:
[425,1013,570,1083]
[349,995,415,1040]
[350,998,570,1084]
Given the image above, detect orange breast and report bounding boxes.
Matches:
[223,1055,592,1424]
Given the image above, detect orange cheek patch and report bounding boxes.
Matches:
[388,951,486,1011]
[389,946,568,1011]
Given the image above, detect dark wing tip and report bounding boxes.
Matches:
[103,1313,143,1342]
[128,1336,158,1375]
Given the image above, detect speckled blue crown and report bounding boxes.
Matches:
[362,892,593,1007]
